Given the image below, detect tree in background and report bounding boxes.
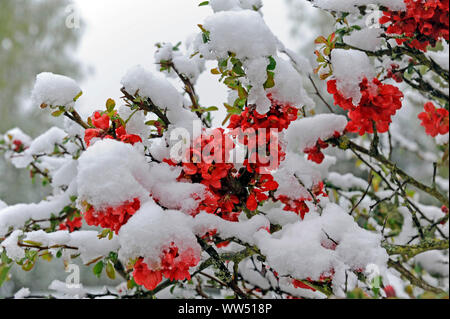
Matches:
[0,0,83,204]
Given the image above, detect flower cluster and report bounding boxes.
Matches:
[327,78,403,135]
[277,181,327,219]
[418,102,449,137]
[228,94,298,174]
[83,198,141,234]
[132,243,200,290]
[84,111,142,147]
[380,0,449,51]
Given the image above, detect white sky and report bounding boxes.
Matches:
[72,0,298,125]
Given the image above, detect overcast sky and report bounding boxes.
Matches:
[72,0,299,126]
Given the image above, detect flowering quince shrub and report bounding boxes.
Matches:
[0,0,449,300]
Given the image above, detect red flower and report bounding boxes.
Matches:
[380,0,449,51]
[92,111,110,130]
[83,198,141,234]
[246,193,258,211]
[304,139,328,164]
[277,195,310,219]
[59,216,83,232]
[132,243,200,290]
[292,279,316,292]
[132,259,163,291]
[418,102,449,137]
[328,78,403,135]
[383,285,396,298]
[84,111,142,147]
[84,128,103,146]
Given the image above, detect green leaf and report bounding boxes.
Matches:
[263,71,275,89]
[51,110,64,117]
[198,1,209,6]
[73,91,83,102]
[105,261,116,280]
[23,240,43,247]
[237,86,248,99]
[106,98,116,112]
[204,106,219,112]
[93,260,104,278]
[0,265,11,287]
[267,56,276,71]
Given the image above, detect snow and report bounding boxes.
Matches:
[22,230,120,264]
[52,159,78,189]
[76,139,151,210]
[254,203,388,281]
[1,230,25,260]
[9,127,68,169]
[154,42,206,84]
[2,128,32,149]
[14,288,31,299]
[199,10,277,60]
[267,56,315,111]
[48,280,88,298]
[312,0,406,12]
[118,200,201,265]
[121,65,197,130]
[117,106,151,146]
[0,189,74,237]
[272,152,321,199]
[344,28,383,52]
[31,72,81,110]
[327,172,369,190]
[286,114,347,152]
[146,162,206,214]
[414,251,449,278]
[331,49,375,104]
[426,41,449,71]
[209,0,263,12]
[193,212,270,245]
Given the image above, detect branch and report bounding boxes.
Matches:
[120,88,171,128]
[383,240,449,259]
[329,135,449,207]
[335,42,449,82]
[387,259,447,295]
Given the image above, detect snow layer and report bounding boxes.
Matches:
[286,114,347,152]
[31,72,81,109]
[118,200,201,265]
[331,49,375,104]
[254,203,388,281]
[76,139,151,210]
[313,0,406,12]
[200,10,277,60]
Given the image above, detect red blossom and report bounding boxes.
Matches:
[380,0,449,51]
[327,78,403,135]
[84,112,142,147]
[383,285,397,298]
[132,243,200,290]
[418,102,449,137]
[59,216,83,232]
[83,198,141,234]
